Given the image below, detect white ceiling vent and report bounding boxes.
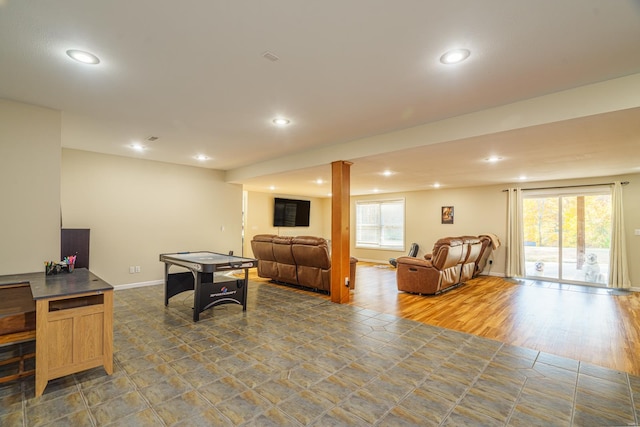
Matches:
[262,51,280,62]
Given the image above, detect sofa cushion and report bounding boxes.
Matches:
[291,236,331,269]
[272,236,297,284]
[292,236,331,291]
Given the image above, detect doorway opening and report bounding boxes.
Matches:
[522,188,611,286]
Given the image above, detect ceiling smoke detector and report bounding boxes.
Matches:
[262,51,280,62]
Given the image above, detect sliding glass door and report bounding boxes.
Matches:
[522,189,611,285]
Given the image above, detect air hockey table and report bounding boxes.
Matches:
[159,251,258,322]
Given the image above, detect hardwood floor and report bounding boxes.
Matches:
[252,262,640,376]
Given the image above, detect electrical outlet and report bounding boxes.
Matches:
[129,266,135,274]
[135,266,141,273]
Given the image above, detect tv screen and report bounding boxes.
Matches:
[273,198,310,227]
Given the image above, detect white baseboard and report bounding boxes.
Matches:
[114,279,164,290]
[478,271,505,277]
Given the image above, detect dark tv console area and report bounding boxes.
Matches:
[61,228,90,269]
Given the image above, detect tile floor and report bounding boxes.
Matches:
[1,281,640,426]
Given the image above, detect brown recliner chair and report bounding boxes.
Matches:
[396,238,465,295]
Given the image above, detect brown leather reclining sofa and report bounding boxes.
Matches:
[396,235,494,295]
[251,234,357,293]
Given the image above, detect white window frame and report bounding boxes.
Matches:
[355,198,405,250]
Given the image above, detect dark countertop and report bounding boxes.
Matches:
[0,268,112,300]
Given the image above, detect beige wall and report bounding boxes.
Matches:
[61,149,244,286]
[351,186,507,272]
[350,173,640,285]
[0,100,61,275]
[244,174,639,286]
[243,191,330,258]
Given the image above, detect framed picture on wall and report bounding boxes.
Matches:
[441,206,454,224]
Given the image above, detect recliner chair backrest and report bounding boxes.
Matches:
[431,238,464,270]
[251,234,277,261]
[272,236,297,284]
[291,236,331,290]
[291,236,331,269]
[251,234,277,278]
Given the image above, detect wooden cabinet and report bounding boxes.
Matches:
[1,269,113,397]
[35,290,113,397]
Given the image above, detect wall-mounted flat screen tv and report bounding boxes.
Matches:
[273,197,310,227]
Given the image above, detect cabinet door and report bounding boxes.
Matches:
[45,304,105,376]
[75,312,105,362]
[46,317,74,370]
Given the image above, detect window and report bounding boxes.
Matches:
[355,199,404,249]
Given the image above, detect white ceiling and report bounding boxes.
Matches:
[2,0,640,197]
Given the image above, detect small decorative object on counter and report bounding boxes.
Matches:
[45,261,61,275]
[63,255,76,273]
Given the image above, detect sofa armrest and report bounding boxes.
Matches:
[396,256,434,268]
[424,253,433,261]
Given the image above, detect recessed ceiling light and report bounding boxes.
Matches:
[373,188,379,193]
[519,175,527,180]
[195,154,209,161]
[433,183,441,188]
[130,143,145,152]
[272,118,290,126]
[269,185,276,191]
[66,49,100,65]
[315,179,324,185]
[382,170,393,177]
[440,49,470,65]
[485,156,503,163]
